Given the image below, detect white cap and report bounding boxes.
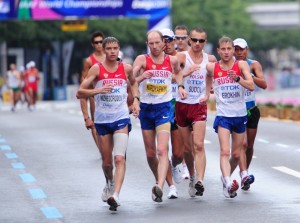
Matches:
[29,61,36,68]
[233,38,248,48]
[160,28,175,39]
[26,63,31,69]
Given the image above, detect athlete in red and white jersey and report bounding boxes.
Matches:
[80,31,106,148]
[133,30,186,203]
[26,61,39,111]
[213,61,246,117]
[77,37,140,211]
[93,62,129,124]
[206,36,254,199]
[138,54,173,104]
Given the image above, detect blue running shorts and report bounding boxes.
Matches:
[95,118,132,135]
[213,116,247,134]
[139,101,172,130]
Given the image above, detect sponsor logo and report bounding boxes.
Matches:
[162,116,169,119]
[115,74,122,77]
[162,67,168,70]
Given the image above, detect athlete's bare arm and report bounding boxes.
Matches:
[133,55,150,84]
[170,55,187,99]
[251,61,267,89]
[80,58,93,121]
[205,62,215,101]
[236,61,255,91]
[77,64,114,99]
[125,63,140,117]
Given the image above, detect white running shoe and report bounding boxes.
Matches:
[107,195,120,211]
[101,181,114,202]
[167,185,178,199]
[188,178,197,197]
[182,164,190,180]
[171,163,182,184]
[221,176,230,198]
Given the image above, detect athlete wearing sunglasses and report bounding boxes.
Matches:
[174,25,190,52]
[176,27,217,199]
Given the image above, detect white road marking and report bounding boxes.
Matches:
[273,166,300,179]
[276,143,289,148]
[257,138,269,143]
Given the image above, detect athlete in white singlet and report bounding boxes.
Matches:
[176,27,217,198]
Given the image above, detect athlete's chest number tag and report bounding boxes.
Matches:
[146,83,167,94]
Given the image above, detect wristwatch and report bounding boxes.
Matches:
[178,84,185,89]
[235,76,241,82]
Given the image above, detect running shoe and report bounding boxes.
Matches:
[228,180,239,198]
[188,178,197,197]
[221,176,230,198]
[195,181,205,196]
[249,174,255,184]
[182,164,190,180]
[167,185,178,199]
[241,175,251,190]
[152,185,163,202]
[171,163,182,184]
[101,181,114,202]
[107,195,120,211]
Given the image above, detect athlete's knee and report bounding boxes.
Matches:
[114,155,125,167]
[220,148,230,158]
[145,146,156,159]
[231,150,240,160]
[157,146,168,157]
[193,141,204,153]
[102,162,113,172]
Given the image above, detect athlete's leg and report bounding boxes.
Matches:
[156,128,170,189]
[246,128,258,169]
[98,134,114,182]
[171,128,184,166]
[142,129,158,181]
[230,131,245,174]
[179,126,195,177]
[218,126,231,177]
[112,127,129,194]
[192,121,206,181]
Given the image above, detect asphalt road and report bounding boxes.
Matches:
[0,101,299,223]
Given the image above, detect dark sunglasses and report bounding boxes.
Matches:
[164,38,174,43]
[175,35,187,40]
[94,40,103,45]
[190,38,206,43]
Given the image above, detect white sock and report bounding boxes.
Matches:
[113,192,119,199]
[224,176,231,188]
[240,170,248,179]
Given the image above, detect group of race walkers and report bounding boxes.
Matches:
[76,25,267,211]
[5,61,39,112]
